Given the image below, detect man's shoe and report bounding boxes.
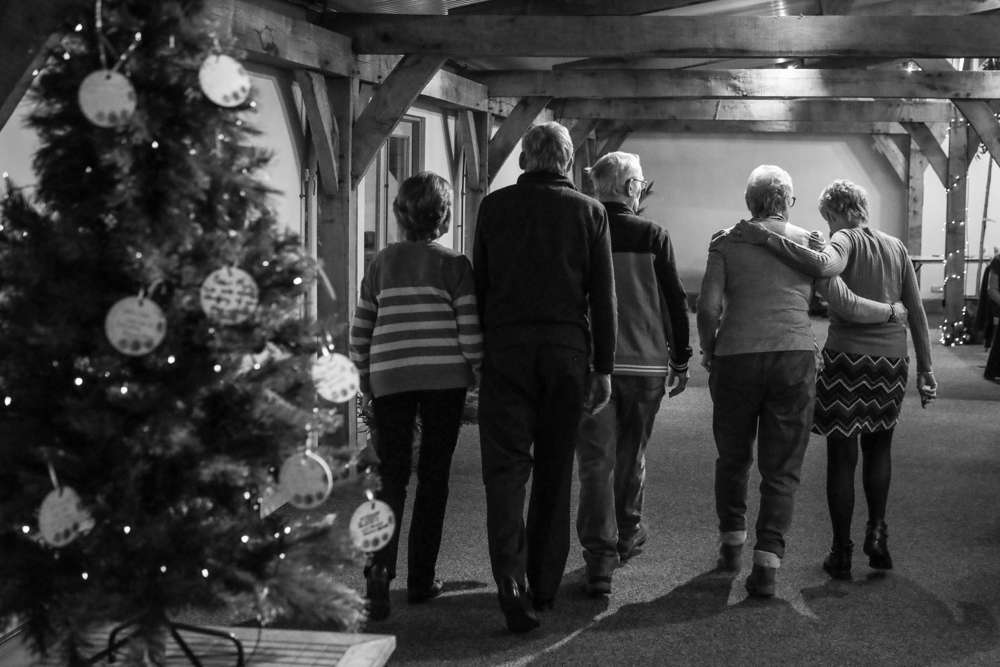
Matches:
[365,565,391,621]
[407,579,444,604]
[822,541,853,580]
[863,521,893,570]
[617,526,648,564]
[584,575,612,597]
[497,576,540,633]
[745,564,777,598]
[717,543,743,572]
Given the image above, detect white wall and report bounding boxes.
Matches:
[619,131,906,293]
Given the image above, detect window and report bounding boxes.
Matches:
[363,116,424,269]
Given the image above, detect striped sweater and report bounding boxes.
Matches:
[349,241,483,397]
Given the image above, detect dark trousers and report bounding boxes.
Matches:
[987,324,1000,379]
[479,342,588,601]
[709,350,815,559]
[370,387,467,589]
[576,374,665,577]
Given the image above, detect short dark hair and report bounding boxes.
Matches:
[393,171,453,241]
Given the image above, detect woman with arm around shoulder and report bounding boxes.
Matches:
[808,180,937,581]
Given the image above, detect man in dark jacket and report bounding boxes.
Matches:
[474,121,617,633]
[575,152,692,597]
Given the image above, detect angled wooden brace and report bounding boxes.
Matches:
[351,54,446,188]
[917,58,1000,171]
[456,109,482,187]
[294,70,340,196]
[871,134,907,184]
[487,96,552,185]
[902,122,949,188]
[596,123,632,157]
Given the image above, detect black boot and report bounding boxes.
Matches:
[822,541,853,580]
[863,521,893,570]
[365,565,391,621]
[497,576,540,634]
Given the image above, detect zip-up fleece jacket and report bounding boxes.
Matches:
[605,201,691,375]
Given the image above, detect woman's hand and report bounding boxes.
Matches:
[917,371,937,408]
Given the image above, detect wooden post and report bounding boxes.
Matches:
[944,110,970,334]
[907,137,926,256]
[462,111,490,257]
[314,76,358,446]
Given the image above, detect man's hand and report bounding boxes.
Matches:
[584,372,612,414]
[917,371,937,408]
[808,230,826,251]
[700,351,713,373]
[729,220,771,245]
[666,365,689,397]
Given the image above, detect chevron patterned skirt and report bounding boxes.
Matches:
[813,349,909,438]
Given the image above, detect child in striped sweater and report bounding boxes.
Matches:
[349,171,482,622]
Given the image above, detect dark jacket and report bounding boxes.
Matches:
[604,201,692,375]
[473,171,617,373]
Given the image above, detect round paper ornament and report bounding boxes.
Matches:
[311,353,359,404]
[78,69,137,128]
[38,486,95,548]
[200,267,259,325]
[349,499,395,553]
[105,296,167,356]
[279,449,333,510]
[198,54,251,107]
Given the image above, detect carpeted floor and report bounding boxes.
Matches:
[355,316,1000,666]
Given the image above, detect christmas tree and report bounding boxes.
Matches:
[0,0,373,662]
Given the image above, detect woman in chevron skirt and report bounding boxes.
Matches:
[737,179,938,580]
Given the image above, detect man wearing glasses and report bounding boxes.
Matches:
[575,151,692,597]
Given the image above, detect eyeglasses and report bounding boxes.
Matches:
[628,177,649,193]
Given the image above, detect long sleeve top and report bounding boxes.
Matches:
[697,217,817,357]
[349,241,483,397]
[757,225,933,372]
[604,201,691,375]
[473,171,617,373]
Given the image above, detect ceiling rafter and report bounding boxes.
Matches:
[327,15,1000,59]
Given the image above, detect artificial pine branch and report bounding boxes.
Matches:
[0,0,371,660]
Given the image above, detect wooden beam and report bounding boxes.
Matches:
[448,0,710,14]
[944,112,969,327]
[569,119,599,152]
[626,119,907,134]
[826,0,1000,14]
[295,71,339,196]
[488,97,552,185]
[456,110,481,187]
[871,134,907,184]
[314,76,358,444]
[596,124,632,157]
[0,1,80,129]
[820,0,855,13]
[917,58,1000,171]
[420,69,488,111]
[554,99,954,123]
[351,54,445,188]
[464,111,490,256]
[902,122,949,188]
[907,138,926,255]
[475,69,1000,100]
[328,15,1000,58]
[204,0,354,77]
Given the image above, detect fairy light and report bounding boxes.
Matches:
[167,355,176,364]
[292,277,303,286]
[283,526,291,535]
[241,535,250,544]
[3,396,12,407]
[201,568,209,578]
[243,491,251,500]
[120,385,128,395]
[213,364,222,373]
[21,525,30,534]
[123,525,131,535]
[160,565,167,573]
[278,553,286,560]
[151,140,159,149]
[81,572,89,580]
[74,377,83,387]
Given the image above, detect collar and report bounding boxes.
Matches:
[603,201,635,216]
[517,171,577,189]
